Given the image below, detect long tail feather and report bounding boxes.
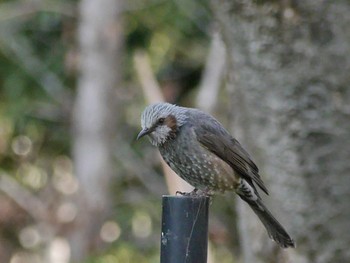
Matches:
[245,197,295,248]
[237,180,295,248]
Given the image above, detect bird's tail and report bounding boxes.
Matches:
[239,194,295,248]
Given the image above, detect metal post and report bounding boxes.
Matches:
[160,195,209,263]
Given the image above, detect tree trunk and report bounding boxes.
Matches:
[212,1,350,262]
[70,0,123,261]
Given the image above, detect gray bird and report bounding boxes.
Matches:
[137,102,295,248]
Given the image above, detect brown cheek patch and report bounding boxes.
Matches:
[165,115,178,132]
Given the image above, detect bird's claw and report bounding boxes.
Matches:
[176,188,199,196]
[176,188,213,198]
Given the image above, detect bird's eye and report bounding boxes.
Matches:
[158,118,165,124]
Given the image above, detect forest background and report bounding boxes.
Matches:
[0,0,349,263]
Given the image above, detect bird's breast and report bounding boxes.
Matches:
[159,131,240,192]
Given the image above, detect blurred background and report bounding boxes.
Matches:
[0,0,349,263]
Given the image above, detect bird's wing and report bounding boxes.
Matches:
[193,120,269,195]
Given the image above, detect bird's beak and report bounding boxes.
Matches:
[137,128,151,140]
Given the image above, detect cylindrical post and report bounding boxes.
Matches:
[160,195,209,263]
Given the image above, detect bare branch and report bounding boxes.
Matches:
[0,173,49,222]
[133,50,164,103]
[196,31,226,113]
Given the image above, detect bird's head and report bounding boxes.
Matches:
[137,103,187,146]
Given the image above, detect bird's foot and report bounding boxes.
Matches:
[176,188,199,196]
[176,188,214,198]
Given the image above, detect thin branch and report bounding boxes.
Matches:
[133,50,164,104]
[0,173,50,223]
[196,31,226,113]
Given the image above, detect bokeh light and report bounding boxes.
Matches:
[48,238,70,263]
[17,163,48,190]
[52,156,79,195]
[100,220,121,243]
[132,211,152,239]
[10,252,43,263]
[19,225,42,249]
[56,202,77,223]
[11,135,32,157]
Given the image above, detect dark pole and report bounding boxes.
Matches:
[160,195,209,263]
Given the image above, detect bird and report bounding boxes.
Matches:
[137,102,295,248]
